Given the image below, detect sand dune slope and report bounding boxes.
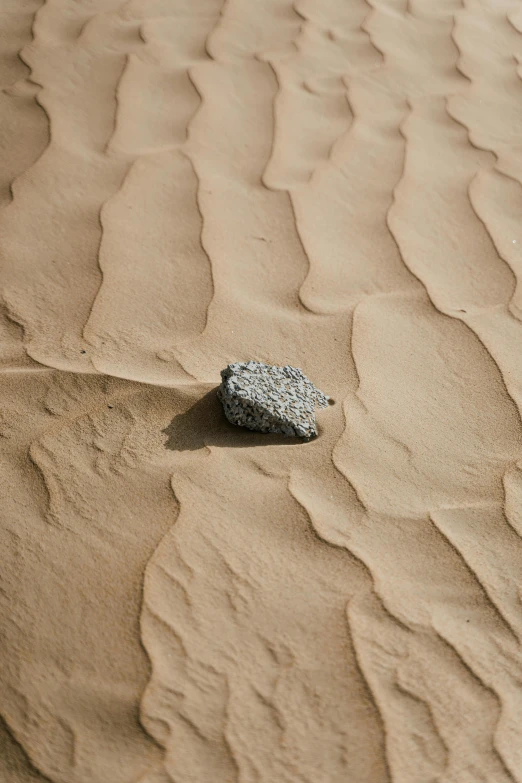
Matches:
[2,0,522,781]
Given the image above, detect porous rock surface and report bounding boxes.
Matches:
[218,361,329,439]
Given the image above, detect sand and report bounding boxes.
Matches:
[1,0,522,781]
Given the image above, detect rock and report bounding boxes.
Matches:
[217,361,329,439]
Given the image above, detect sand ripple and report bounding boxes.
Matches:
[2,0,522,781]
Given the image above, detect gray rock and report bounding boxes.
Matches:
[217,361,329,439]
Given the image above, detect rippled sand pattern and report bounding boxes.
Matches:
[2,0,522,781]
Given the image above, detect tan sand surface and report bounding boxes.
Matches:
[1,0,522,781]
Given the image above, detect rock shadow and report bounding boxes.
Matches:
[163,387,307,452]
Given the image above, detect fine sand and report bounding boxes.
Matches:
[2,1,522,781]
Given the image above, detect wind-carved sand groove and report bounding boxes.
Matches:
[0,0,48,373]
[82,0,222,384]
[2,0,522,781]
[289,0,522,779]
[261,0,356,191]
[140,452,389,783]
[83,150,214,384]
[0,0,146,373]
[167,0,324,382]
[294,292,522,780]
[137,0,518,780]
[0,1,48,212]
[0,371,185,782]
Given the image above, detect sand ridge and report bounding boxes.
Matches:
[1,0,522,781]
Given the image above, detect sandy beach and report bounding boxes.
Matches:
[2,0,522,781]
